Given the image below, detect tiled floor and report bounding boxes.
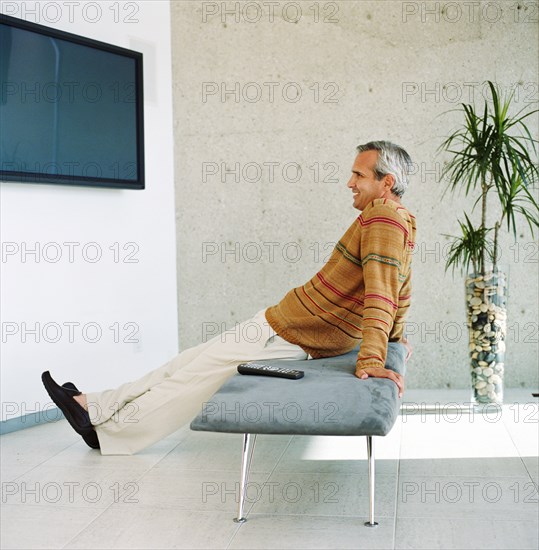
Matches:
[1,389,538,549]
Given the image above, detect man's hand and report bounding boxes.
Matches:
[354,367,405,398]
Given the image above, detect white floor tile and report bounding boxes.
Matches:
[64,507,240,549]
[44,434,182,471]
[3,464,147,509]
[128,468,271,513]
[274,429,401,476]
[400,412,520,460]
[501,402,539,458]
[0,420,79,475]
[228,513,395,549]
[522,456,539,483]
[153,431,292,473]
[0,504,105,550]
[395,516,539,549]
[250,472,397,518]
[397,474,538,521]
[399,456,530,477]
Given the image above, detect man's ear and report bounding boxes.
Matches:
[383,173,395,192]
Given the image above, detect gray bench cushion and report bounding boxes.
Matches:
[190,342,406,436]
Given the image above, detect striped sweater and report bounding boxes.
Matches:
[265,198,417,370]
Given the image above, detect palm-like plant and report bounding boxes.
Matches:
[438,80,539,276]
[444,213,495,276]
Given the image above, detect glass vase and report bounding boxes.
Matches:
[465,266,508,405]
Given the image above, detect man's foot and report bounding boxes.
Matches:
[62,382,88,411]
[61,382,99,449]
[41,373,100,450]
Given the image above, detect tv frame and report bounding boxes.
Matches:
[0,14,145,190]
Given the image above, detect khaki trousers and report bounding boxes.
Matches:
[86,309,309,455]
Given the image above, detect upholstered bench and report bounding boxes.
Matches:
[190,342,406,526]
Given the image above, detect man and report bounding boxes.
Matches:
[42,140,417,455]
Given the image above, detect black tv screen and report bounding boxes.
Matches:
[0,14,144,190]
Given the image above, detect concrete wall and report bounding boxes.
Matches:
[0,1,179,423]
[171,0,538,389]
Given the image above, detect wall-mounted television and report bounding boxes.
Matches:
[0,14,144,190]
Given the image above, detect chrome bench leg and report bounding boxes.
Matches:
[233,433,257,523]
[364,435,379,527]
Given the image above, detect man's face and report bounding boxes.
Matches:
[346,150,395,211]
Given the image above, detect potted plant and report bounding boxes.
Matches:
[437,80,538,405]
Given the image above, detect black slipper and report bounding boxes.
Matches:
[79,428,100,450]
[62,382,82,395]
[61,382,100,450]
[42,371,100,449]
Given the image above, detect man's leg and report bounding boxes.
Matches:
[86,334,227,426]
[90,309,308,455]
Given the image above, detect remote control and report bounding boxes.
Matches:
[237,363,304,380]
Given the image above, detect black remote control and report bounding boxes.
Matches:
[237,363,304,380]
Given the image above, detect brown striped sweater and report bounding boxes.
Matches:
[265,198,417,370]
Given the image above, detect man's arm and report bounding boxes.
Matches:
[355,203,409,395]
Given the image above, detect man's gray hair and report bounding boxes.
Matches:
[356,140,412,198]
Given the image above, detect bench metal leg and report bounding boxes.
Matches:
[233,433,257,523]
[364,435,379,527]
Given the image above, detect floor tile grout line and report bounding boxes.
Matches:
[392,417,405,550]
[94,437,203,510]
[5,445,185,484]
[224,434,295,550]
[226,434,294,550]
[236,434,400,526]
[499,405,538,484]
[142,429,192,471]
[397,473,536,479]
[59,501,122,549]
[4,440,81,483]
[57,437,192,550]
[239,508,539,520]
[10,465,532,478]
[244,435,295,517]
[228,511,398,519]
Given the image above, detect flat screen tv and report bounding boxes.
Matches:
[0,14,144,190]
